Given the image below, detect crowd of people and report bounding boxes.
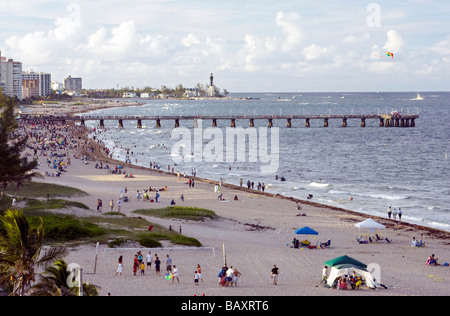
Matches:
[115,252,245,287]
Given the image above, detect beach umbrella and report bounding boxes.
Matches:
[294,226,319,235]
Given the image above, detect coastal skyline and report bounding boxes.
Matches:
[1,1,449,92]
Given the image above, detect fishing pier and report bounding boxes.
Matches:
[21,113,419,129]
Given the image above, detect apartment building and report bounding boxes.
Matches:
[22,71,52,98]
[64,75,82,92]
[1,56,22,100]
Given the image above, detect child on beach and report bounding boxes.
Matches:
[194,271,199,286]
[140,262,145,275]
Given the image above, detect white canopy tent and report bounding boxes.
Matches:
[355,218,386,239]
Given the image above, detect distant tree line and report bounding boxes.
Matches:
[81,83,229,99]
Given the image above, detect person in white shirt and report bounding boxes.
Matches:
[225,266,234,286]
[146,251,153,270]
[172,265,180,284]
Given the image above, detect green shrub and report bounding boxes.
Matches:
[22,199,89,212]
[133,206,217,221]
[137,234,162,248]
[169,235,202,247]
[27,215,106,241]
[108,237,129,248]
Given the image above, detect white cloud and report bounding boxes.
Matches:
[431,36,450,55]
[344,32,370,44]
[275,11,304,53]
[302,44,329,60]
[181,33,199,48]
[383,30,404,53]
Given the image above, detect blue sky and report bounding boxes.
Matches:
[1,0,449,92]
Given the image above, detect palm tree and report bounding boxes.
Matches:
[30,259,74,296]
[31,259,99,296]
[0,210,67,296]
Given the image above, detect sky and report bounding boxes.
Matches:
[1,0,449,92]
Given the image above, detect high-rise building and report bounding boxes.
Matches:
[64,75,82,92]
[1,57,22,99]
[22,78,40,99]
[1,51,7,94]
[38,72,52,97]
[22,71,52,98]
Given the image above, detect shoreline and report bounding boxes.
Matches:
[92,149,450,241]
[79,116,450,239]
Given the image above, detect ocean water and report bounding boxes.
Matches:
[82,92,450,232]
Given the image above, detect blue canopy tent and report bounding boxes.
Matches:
[295,226,319,235]
[294,226,319,248]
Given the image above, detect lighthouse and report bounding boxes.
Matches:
[209,73,215,97]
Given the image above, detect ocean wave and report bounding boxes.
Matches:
[367,194,408,200]
[308,181,330,188]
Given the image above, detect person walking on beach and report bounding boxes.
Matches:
[155,256,161,276]
[225,266,234,286]
[387,206,392,219]
[232,269,241,286]
[194,271,200,286]
[271,265,279,285]
[116,255,123,276]
[133,254,139,276]
[146,251,153,271]
[196,264,204,283]
[321,266,328,283]
[109,199,114,211]
[166,254,172,273]
[398,208,402,221]
[117,198,122,212]
[172,265,180,284]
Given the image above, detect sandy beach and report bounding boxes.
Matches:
[22,101,450,297]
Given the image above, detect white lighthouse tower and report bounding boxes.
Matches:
[208,73,215,97]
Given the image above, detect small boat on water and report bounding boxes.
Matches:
[411,93,424,101]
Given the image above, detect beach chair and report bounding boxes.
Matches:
[357,237,368,244]
[320,240,331,248]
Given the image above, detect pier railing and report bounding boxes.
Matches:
[20,113,419,128]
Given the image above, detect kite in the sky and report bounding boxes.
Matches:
[386,52,394,59]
